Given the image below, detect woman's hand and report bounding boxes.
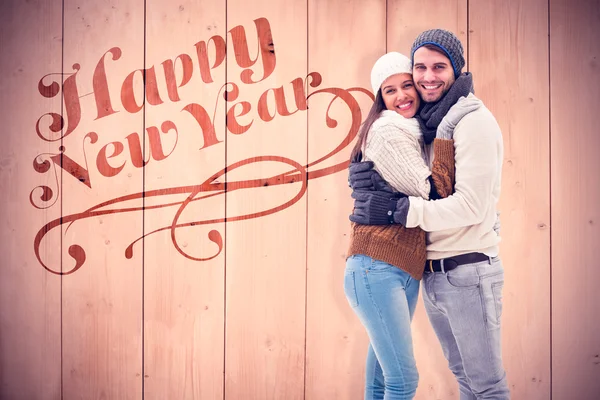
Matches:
[348,161,395,193]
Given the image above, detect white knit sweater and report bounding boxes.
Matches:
[406,97,503,259]
[363,110,431,199]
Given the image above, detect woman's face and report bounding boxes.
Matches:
[380,73,420,118]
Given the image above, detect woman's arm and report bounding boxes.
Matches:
[429,138,455,199]
[364,120,432,199]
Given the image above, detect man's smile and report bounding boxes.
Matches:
[421,83,443,90]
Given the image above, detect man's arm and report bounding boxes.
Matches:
[402,111,502,232]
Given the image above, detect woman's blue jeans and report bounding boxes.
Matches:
[344,254,420,400]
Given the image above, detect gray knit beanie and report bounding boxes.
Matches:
[411,29,465,77]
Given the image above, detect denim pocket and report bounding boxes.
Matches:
[344,271,359,307]
[492,281,504,322]
[445,271,480,289]
[368,259,394,272]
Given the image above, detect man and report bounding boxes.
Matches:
[349,29,510,399]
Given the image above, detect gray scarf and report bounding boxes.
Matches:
[416,72,474,144]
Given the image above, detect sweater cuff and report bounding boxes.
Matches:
[428,176,442,200]
[431,138,456,199]
[433,138,455,165]
[370,194,401,225]
[392,197,410,226]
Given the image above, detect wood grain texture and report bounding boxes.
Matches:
[224,1,308,399]
[387,0,467,59]
[470,1,551,398]
[388,2,468,398]
[142,1,226,399]
[1,2,599,398]
[305,0,385,399]
[550,0,600,398]
[60,1,144,398]
[0,1,62,398]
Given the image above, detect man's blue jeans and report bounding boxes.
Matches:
[344,254,420,400]
[422,256,510,399]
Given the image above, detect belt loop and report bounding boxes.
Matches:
[429,260,434,273]
[440,259,445,273]
[488,256,493,265]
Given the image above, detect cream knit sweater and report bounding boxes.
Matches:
[406,96,503,260]
[363,110,432,198]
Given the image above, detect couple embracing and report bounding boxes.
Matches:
[344,29,509,400]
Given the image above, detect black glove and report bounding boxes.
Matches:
[348,161,395,193]
[350,190,411,226]
[349,190,401,225]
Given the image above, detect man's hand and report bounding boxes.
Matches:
[349,190,405,225]
[348,161,395,193]
[436,96,482,140]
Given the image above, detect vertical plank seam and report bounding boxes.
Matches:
[303,1,309,399]
[60,0,65,398]
[142,0,147,398]
[466,0,470,71]
[385,0,388,52]
[223,1,228,398]
[547,0,553,397]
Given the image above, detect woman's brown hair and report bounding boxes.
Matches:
[350,90,387,162]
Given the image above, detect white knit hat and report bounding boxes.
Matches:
[370,52,413,94]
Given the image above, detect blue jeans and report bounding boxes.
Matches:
[422,256,510,399]
[344,254,420,400]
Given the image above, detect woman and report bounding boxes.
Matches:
[343,52,480,399]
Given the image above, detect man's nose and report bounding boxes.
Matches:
[423,69,435,82]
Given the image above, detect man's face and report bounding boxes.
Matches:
[412,46,456,103]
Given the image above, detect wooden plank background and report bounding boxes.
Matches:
[0,1,62,399]
[470,0,551,398]
[550,0,600,398]
[224,2,308,399]
[0,0,598,399]
[143,1,225,399]
[59,1,144,399]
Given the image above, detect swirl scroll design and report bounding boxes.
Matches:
[33,84,374,275]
